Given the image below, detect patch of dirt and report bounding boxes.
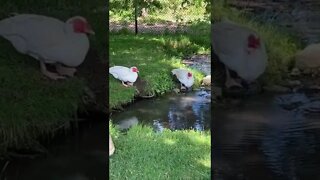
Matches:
[134,77,147,94]
[134,77,155,98]
[109,22,190,34]
[182,54,211,76]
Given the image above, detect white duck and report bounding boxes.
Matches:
[172,68,194,90]
[109,66,139,87]
[212,19,268,89]
[0,14,94,80]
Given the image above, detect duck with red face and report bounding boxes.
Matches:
[109,66,139,87]
[0,14,95,80]
[212,19,268,90]
[172,68,195,91]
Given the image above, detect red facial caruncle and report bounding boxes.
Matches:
[71,18,94,35]
[187,72,192,78]
[247,34,260,49]
[131,67,139,73]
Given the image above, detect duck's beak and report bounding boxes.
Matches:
[87,29,95,35]
[86,24,95,35]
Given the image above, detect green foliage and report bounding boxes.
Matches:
[109,33,207,109]
[161,35,209,57]
[109,124,211,179]
[160,22,210,57]
[110,0,210,24]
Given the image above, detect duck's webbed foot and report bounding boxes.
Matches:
[40,61,65,80]
[56,64,77,77]
[225,67,243,89]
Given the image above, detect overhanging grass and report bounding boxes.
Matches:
[0,1,106,157]
[109,32,209,109]
[109,123,211,179]
[212,0,301,85]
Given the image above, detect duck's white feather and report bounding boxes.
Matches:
[0,14,89,67]
[212,20,268,82]
[172,68,194,88]
[109,66,138,83]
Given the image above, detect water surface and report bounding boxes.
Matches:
[111,90,211,132]
[3,120,107,180]
[213,93,320,179]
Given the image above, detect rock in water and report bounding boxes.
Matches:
[296,43,320,69]
[202,75,211,86]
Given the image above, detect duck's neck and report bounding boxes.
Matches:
[64,23,75,34]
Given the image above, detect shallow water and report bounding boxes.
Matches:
[111,90,211,132]
[3,120,107,180]
[213,93,320,179]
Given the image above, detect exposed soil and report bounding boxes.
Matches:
[109,22,194,34]
[182,54,211,75]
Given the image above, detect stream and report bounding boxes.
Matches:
[2,119,107,180]
[213,92,320,179]
[111,90,211,132]
[111,55,211,132]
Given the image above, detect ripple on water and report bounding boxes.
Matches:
[111,90,211,132]
[213,93,320,179]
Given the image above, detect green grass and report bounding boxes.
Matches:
[109,6,211,179]
[110,0,210,25]
[109,30,210,109]
[212,0,301,85]
[0,1,106,157]
[109,123,211,179]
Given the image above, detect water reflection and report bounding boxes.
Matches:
[111,90,211,131]
[213,93,320,179]
[116,116,139,130]
[4,120,107,180]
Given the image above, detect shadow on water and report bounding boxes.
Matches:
[213,92,320,179]
[111,89,211,132]
[2,118,107,180]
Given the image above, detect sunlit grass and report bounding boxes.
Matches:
[109,32,209,109]
[109,123,211,180]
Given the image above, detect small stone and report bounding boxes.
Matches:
[287,80,301,86]
[290,68,301,76]
[303,68,312,75]
[295,43,320,69]
[202,75,211,86]
[173,88,180,94]
[263,85,291,93]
